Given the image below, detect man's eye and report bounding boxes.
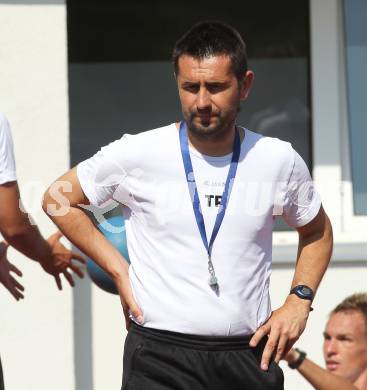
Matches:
[339,336,352,342]
[208,85,225,93]
[183,85,199,93]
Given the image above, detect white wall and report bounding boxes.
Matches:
[91,286,126,390]
[0,1,366,390]
[0,2,74,390]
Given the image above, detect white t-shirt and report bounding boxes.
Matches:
[0,112,17,185]
[77,123,321,336]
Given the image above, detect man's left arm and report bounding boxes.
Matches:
[250,205,333,370]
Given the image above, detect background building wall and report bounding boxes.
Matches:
[275,1,367,388]
[0,1,74,390]
[0,1,365,390]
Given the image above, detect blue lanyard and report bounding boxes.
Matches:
[179,121,241,295]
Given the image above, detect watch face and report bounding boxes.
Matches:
[291,285,314,300]
[297,285,313,298]
[301,286,312,295]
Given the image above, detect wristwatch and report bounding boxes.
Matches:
[290,285,314,301]
[288,348,307,369]
[290,285,314,311]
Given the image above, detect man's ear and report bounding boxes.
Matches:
[240,70,254,101]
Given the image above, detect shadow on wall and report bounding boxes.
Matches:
[73,269,94,390]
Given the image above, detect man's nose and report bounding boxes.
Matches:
[325,339,338,355]
[196,88,211,111]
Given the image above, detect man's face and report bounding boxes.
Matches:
[176,55,253,140]
[323,310,367,382]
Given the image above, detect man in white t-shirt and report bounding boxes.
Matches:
[43,21,333,390]
[0,112,85,390]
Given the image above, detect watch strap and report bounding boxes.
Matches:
[288,348,307,369]
[290,285,314,301]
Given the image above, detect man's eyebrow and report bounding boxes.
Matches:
[323,331,353,338]
[181,81,198,86]
[181,80,230,86]
[206,81,230,86]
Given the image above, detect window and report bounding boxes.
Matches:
[67,0,312,164]
[343,0,367,215]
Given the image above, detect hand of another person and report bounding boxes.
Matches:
[249,295,311,371]
[39,231,86,290]
[112,260,144,331]
[0,241,25,300]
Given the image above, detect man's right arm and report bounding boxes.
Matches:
[42,167,143,328]
[285,349,357,390]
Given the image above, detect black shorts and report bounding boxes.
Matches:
[121,322,284,390]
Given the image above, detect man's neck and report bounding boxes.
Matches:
[175,122,243,157]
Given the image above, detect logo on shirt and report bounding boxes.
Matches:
[205,195,222,207]
[203,180,225,187]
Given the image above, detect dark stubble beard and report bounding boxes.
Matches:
[185,102,241,142]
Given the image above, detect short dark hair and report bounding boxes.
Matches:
[172,21,248,81]
[331,293,367,333]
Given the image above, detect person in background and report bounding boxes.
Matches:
[0,112,85,390]
[284,293,367,390]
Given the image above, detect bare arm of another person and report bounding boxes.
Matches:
[42,167,143,329]
[250,206,333,370]
[0,181,85,289]
[284,349,357,390]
